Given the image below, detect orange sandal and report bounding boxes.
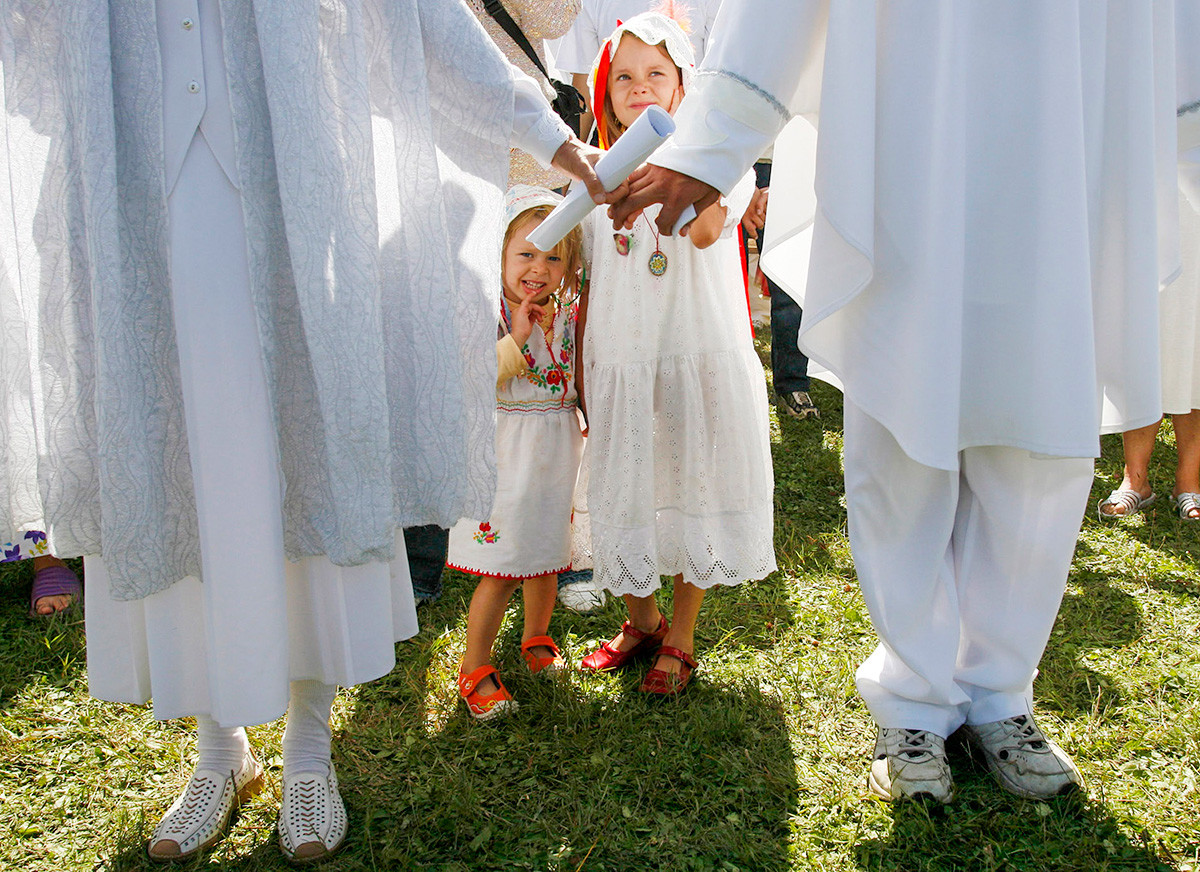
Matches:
[639,645,698,695]
[458,664,517,720]
[520,635,565,675]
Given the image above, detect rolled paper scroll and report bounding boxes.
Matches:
[527,105,698,251]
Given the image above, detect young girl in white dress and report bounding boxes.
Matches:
[448,186,587,719]
[578,11,776,693]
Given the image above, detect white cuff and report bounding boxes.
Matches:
[512,76,573,168]
[649,72,790,196]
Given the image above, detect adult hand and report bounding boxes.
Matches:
[551,138,610,204]
[741,187,768,236]
[608,165,721,237]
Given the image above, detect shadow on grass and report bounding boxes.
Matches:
[854,785,1174,872]
[338,636,800,871]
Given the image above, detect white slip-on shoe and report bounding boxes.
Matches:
[963,714,1083,799]
[277,765,348,865]
[868,727,954,803]
[147,750,265,862]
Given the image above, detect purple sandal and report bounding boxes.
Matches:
[30,564,82,616]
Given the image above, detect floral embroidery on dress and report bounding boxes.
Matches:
[521,317,574,393]
[473,522,500,545]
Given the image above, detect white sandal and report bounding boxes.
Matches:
[1174,492,1200,520]
[1097,488,1156,520]
[277,765,348,865]
[147,750,264,862]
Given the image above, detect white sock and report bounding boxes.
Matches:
[282,680,336,779]
[195,716,251,776]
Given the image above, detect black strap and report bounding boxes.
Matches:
[483,0,554,84]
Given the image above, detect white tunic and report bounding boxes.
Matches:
[1,0,573,727]
[652,0,1182,471]
[448,300,584,578]
[583,175,776,596]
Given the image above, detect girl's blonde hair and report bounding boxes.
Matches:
[504,205,585,301]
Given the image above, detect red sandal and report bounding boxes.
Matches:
[458,664,517,720]
[639,646,697,695]
[580,616,668,671]
[521,635,565,675]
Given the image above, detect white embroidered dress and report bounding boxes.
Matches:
[583,175,776,596]
[448,298,584,578]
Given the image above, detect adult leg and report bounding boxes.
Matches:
[147,717,262,861]
[843,401,968,737]
[953,447,1094,724]
[277,680,346,862]
[404,524,448,603]
[1170,410,1200,516]
[1098,419,1160,516]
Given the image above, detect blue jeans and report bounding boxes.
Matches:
[754,161,811,395]
[405,525,448,602]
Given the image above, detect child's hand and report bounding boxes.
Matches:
[508,290,546,348]
[741,187,768,235]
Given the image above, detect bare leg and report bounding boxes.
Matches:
[1100,419,1161,515]
[462,575,521,690]
[1170,410,1200,516]
[601,593,665,654]
[652,574,706,675]
[521,573,559,657]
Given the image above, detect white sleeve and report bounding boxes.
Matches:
[512,74,573,167]
[648,0,827,195]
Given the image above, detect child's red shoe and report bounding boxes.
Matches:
[521,635,565,675]
[580,616,668,671]
[639,646,698,695]
[458,665,517,720]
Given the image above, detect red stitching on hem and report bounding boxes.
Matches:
[445,562,572,581]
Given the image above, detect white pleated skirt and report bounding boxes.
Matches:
[84,132,417,729]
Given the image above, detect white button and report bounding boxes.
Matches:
[181,18,194,30]
[187,80,201,94]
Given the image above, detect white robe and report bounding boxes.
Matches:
[1,0,572,725]
[651,0,1183,471]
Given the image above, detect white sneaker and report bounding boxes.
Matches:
[557,580,606,614]
[147,750,265,861]
[277,766,348,865]
[963,714,1083,799]
[868,728,954,803]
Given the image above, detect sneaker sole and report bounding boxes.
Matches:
[867,769,953,804]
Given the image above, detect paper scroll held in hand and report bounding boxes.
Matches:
[526,105,697,251]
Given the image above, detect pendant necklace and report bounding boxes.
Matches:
[644,216,668,277]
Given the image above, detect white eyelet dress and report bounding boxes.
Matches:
[582,175,777,596]
[447,298,584,579]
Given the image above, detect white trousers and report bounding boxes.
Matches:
[843,401,1093,737]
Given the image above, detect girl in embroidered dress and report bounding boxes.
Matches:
[448,186,587,719]
[578,9,776,693]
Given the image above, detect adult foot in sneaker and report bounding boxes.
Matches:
[868,728,954,803]
[558,579,606,614]
[778,390,819,419]
[963,714,1082,799]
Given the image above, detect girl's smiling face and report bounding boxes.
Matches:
[607,35,683,129]
[502,215,568,305]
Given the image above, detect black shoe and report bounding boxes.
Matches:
[778,390,819,419]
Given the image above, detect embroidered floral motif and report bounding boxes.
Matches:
[521,317,574,393]
[474,522,500,544]
[1,530,50,563]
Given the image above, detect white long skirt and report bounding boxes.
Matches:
[84,133,417,729]
[1161,184,1200,414]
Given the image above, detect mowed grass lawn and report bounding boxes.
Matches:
[1,338,1198,871]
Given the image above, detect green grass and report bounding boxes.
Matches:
[1,339,1198,870]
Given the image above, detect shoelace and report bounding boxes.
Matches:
[997,715,1047,750]
[897,729,936,760]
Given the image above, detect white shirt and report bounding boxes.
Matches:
[553,0,721,74]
